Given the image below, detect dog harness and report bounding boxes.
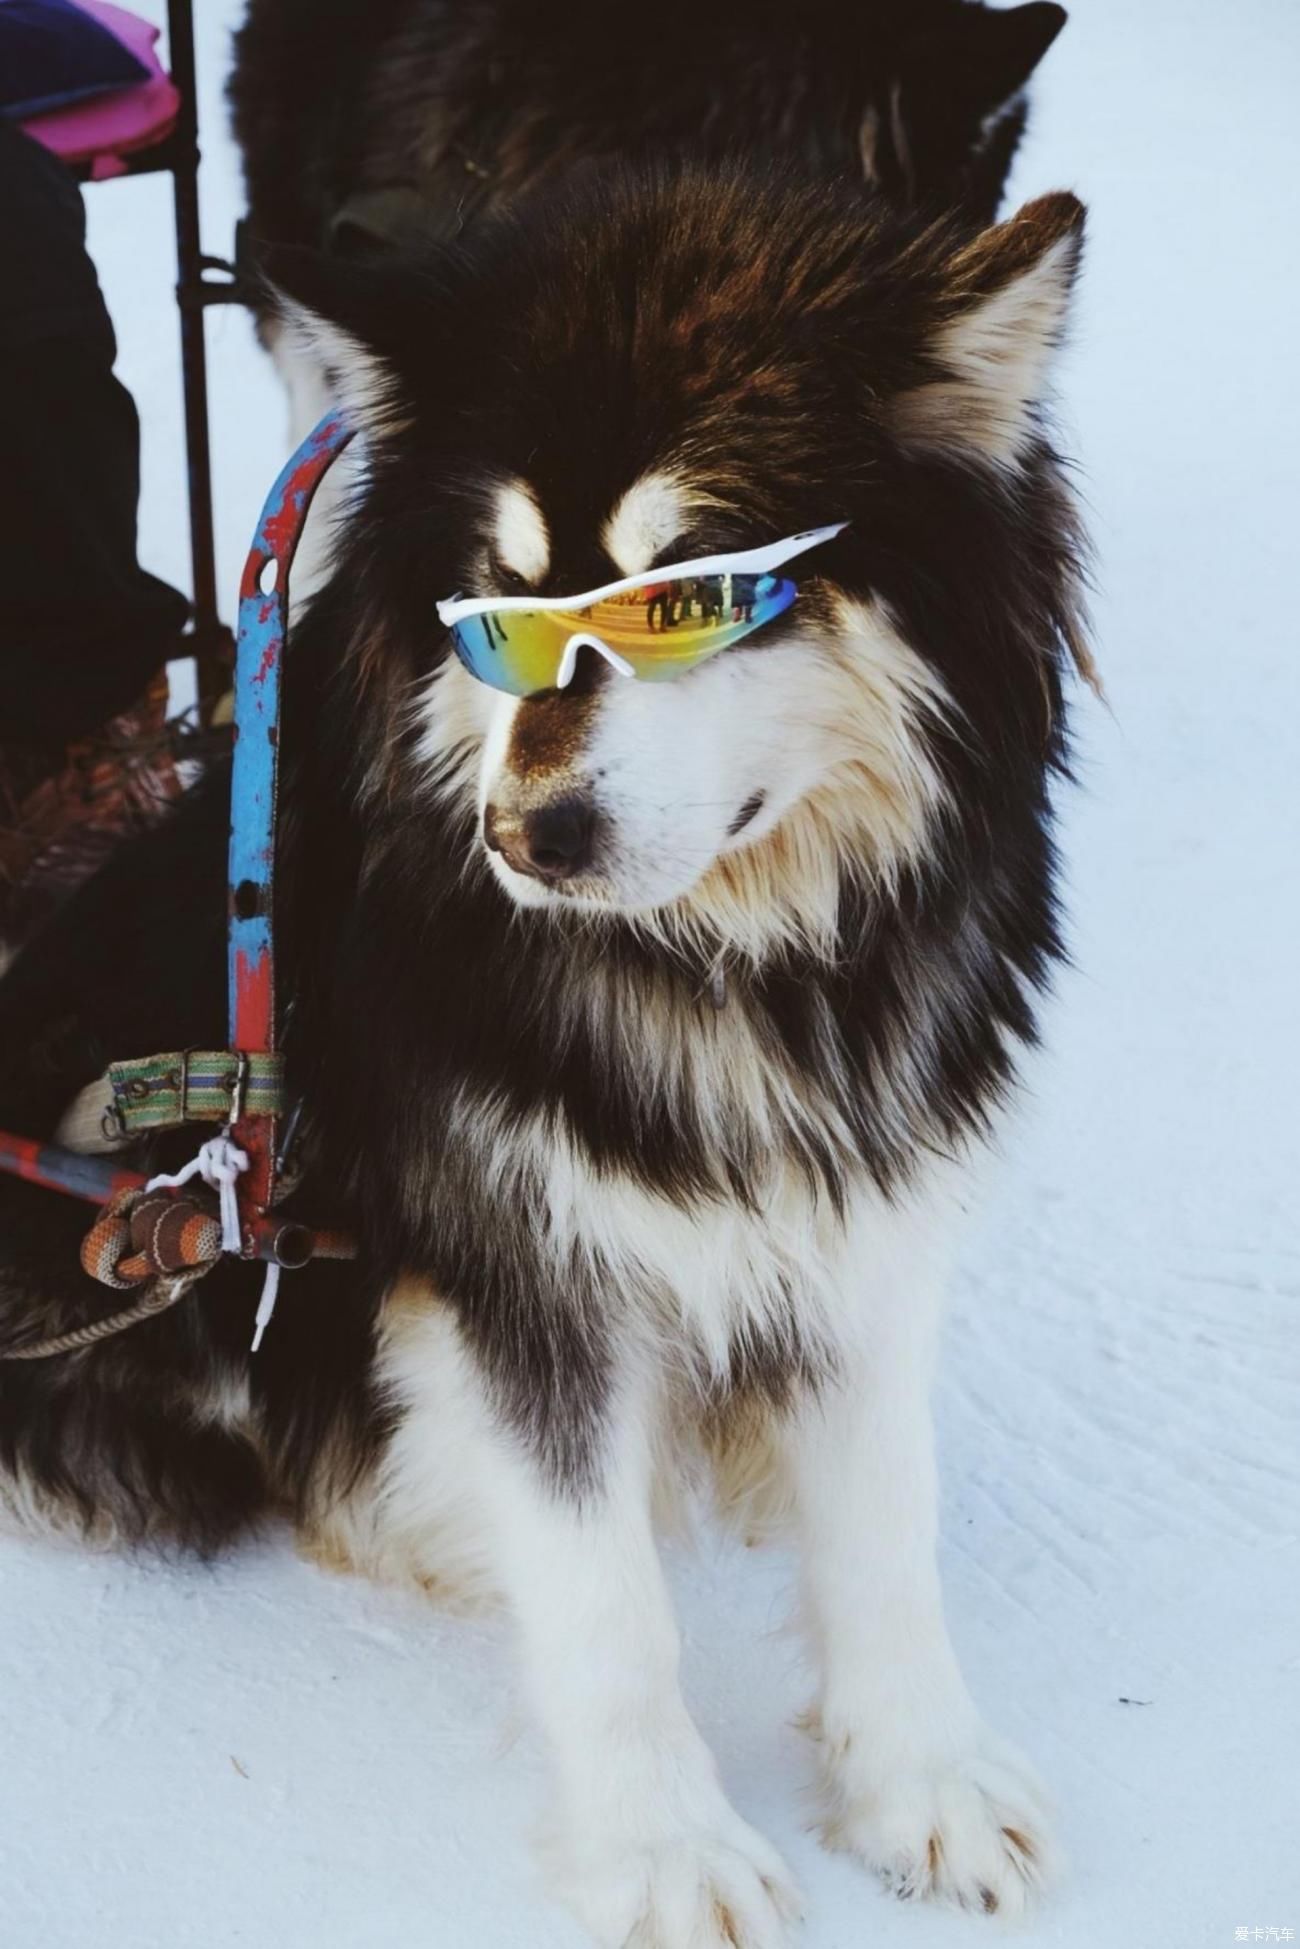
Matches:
[0,414,358,1361]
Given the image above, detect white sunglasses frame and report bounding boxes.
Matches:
[435,521,848,628]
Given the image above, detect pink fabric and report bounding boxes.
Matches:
[20,3,180,178]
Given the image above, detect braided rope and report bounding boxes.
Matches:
[0,1186,356,1365]
[0,1186,223,1363]
[0,1264,207,1361]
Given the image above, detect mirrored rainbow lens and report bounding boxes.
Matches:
[447,573,798,697]
[446,610,567,697]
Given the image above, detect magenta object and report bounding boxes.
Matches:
[19,2,181,179]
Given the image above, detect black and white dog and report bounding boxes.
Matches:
[0,6,1092,1943]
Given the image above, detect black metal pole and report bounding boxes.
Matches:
[166,0,231,716]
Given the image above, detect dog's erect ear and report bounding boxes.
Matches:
[895,191,1084,467]
[899,3,1066,131]
[909,3,1067,110]
[260,244,451,437]
[871,4,1066,199]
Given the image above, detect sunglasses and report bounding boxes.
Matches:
[436,523,847,698]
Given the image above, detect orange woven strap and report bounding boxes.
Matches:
[80,1187,223,1291]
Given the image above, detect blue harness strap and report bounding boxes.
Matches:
[227,410,355,1243]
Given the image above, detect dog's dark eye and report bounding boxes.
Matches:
[488,557,532,595]
[646,533,714,572]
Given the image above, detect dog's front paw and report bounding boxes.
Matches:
[550,1813,800,1948]
[823,1739,1054,1920]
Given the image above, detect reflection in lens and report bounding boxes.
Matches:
[450,571,801,697]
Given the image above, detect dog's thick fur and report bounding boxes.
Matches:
[1,13,1091,1946]
[230,0,1068,253]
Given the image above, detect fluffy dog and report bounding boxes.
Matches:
[0,12,1092,1947]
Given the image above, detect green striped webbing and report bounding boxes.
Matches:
[106,1051,286,1134]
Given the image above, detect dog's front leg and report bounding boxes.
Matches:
[780,1188,1055,1918]
[466,1360,798,1948]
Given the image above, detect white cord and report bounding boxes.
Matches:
[147,1134,283,1351]
[250,1263,281,1354]
[147,1135,248,1252]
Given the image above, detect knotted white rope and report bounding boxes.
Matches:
[148,1134,248,1251]
[147,1135,282,1351]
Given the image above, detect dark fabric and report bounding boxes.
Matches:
[0,119,188,745]
[0,0,149,118]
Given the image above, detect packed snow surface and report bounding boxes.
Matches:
[2,2,1297,1944]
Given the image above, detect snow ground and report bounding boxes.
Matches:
[3,2,1298,1944]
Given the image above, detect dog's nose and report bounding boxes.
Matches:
[519,798,596,879]
[485,797,596,882]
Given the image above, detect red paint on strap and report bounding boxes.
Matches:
[259,491,307,564]
[232,946,274,1053]
[253,635,278,687]
[0,1132,42,1179]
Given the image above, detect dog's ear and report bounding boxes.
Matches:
[869,3,1066,199]
[894,191,1084,467]
[906,2,1067,113]
[259,244,451,437]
